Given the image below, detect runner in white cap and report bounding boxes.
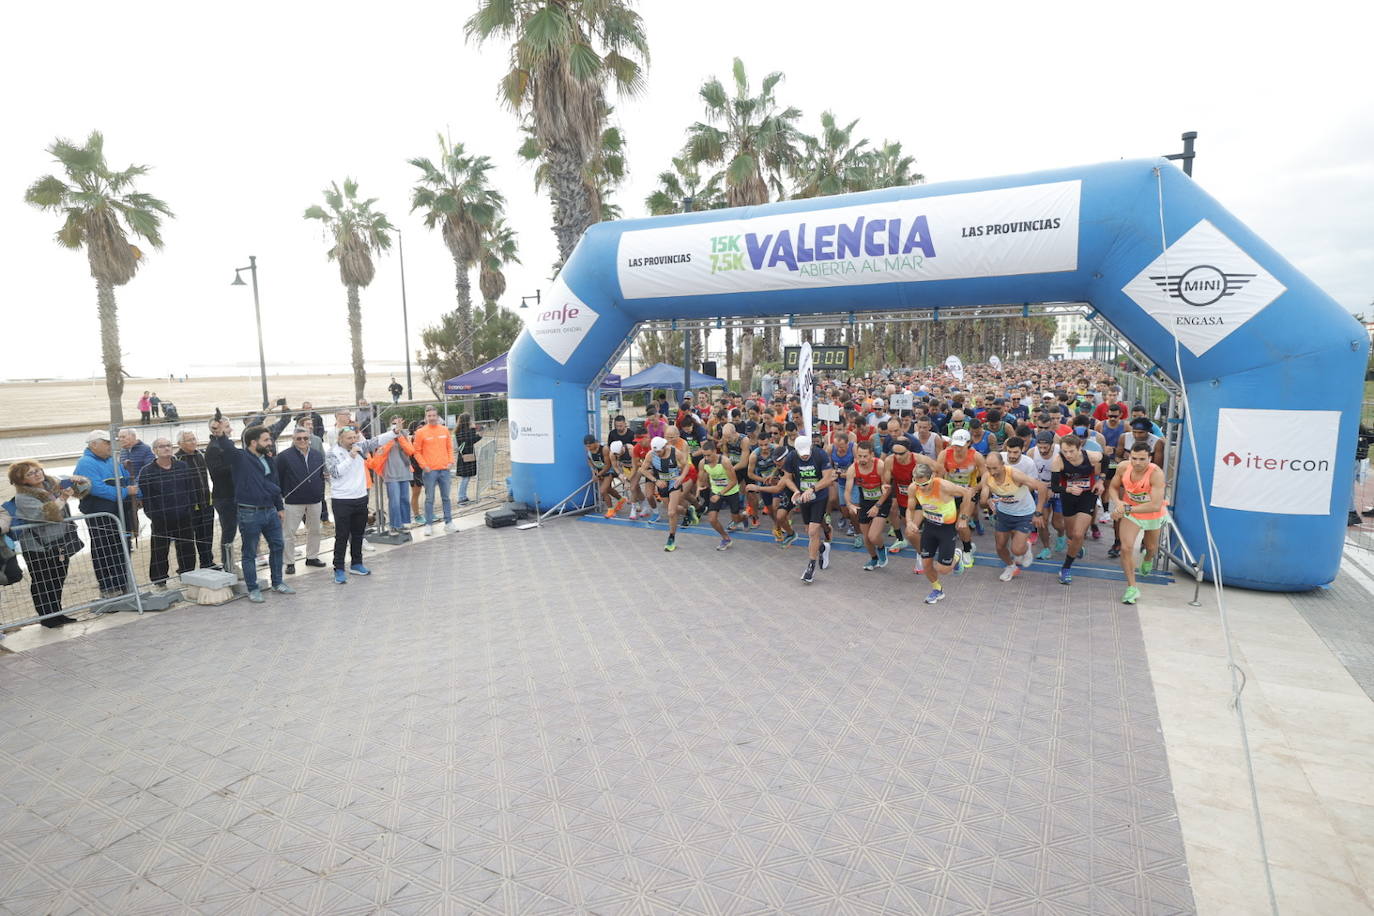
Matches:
[779,434,835,584]
[637,434,690,552]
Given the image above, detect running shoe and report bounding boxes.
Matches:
[780,533,798,547]
[1017,550,1034,568]
[820,541,832,570]
[924,586,945,604]
[998,565,1020,582]
[629,508,640,521]
[1028,530,1039,545]
[802,560,816,584]
[863,555,879,571]
[664,535,676,552]
[605,498,626,519]
[1107,544,1121,559]
[951,548,965,573]
[1140,557,1154,576]
[749,515,760,529]
[726,519,742,532]
[1054,535,1067,553]
[852,534,864,549]
[350,564,371,576]
[888,539,907,554]
[877,549,889,569]
[685,506,699,527]
[1077,546,1086,559]
[773,527,785,543]
[962,546,975,569]
[1122,585,1140,605]
[1058,567,1073,585]
[333,571,346,585]
[650,512,662,524]
[1037,547,1053,560]
[912,560,924,574]
[1091,524,1101,540]
[716,537,731,551]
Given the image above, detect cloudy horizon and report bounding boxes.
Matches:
[3,0,1370,384]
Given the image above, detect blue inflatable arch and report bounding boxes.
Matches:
[507,158,1367,592]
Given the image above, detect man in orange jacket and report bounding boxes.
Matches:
[411,405,455,534]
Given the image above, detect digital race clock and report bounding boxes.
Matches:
[783,345,853,371]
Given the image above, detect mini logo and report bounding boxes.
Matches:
[1222,451,1241,467]
[509,423,519,441]
[1150,265,1256,307]
[1121,219,1286,357]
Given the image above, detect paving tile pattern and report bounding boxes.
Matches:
[0,520,1195,914]
[1287,566,1374,702]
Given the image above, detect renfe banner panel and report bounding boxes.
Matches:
[617,181,1081,299]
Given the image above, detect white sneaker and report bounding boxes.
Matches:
[425,524,434,536]
[1017,550,1034,568]
[362,539,377,553]
[998,565,1018,582]
[444,522,457,533]
[820,540,832,570]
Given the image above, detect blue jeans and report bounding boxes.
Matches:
[238,505,284,591]
[386,480,412,529]
[457,474,471,502]
[423,469,452,524]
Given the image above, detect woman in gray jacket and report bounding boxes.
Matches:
[8,461,91,627]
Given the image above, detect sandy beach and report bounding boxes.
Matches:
[0,374,428,431]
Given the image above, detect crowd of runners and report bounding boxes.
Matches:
[585,360,1168,606]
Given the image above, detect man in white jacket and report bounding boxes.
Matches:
[325,426,397,584]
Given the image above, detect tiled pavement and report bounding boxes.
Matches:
[0,519,1195,914]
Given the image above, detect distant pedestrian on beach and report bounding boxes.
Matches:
[137,391,152,425]
[149,392,161,418]
[388,377,403,404]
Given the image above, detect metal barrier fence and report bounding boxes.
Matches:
[1,511,144,630]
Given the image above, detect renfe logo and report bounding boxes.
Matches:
[537,304,580,325]
[1210,408,1338,515]
[527,276,597,365]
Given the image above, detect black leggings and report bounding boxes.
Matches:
[24,546,71,619]
[331,496,368,570]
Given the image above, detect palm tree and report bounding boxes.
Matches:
[409,136,503,371]
[520,116,627,225]
[791,111,871,199]
[303,178,393,401]
[467,0,649,265]
[1065,330,1081,357]
[866,139,923,189]
[686,58,802,388]
[477,219,520,306]
[24,131,173,425]
[644,156,725,215]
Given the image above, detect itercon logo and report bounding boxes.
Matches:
[1149,265,1256,307]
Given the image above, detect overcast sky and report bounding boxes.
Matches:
[3,0,1370,384]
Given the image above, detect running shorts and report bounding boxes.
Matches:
[1060,491,1097,517]
[994,510,1036,534]
[708,491,742,515]
[797,492,829,526]
[857,498,893,524]
[920,521,959,566]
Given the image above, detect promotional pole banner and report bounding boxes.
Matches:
[618,181,1081,300]
[1210,408,1339,515]
[945,355,965,382]
[989,355,1003,371]
[799,342,814,436]
[507,398,556,464]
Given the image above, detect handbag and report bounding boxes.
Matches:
[59,522,86,558]
[1,535,22,586]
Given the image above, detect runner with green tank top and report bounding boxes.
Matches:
[700,440,744,550]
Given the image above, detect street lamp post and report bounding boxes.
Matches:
[396,229,414,400]
[231,255,270,411]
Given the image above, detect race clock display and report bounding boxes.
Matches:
[783,345,853,370]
